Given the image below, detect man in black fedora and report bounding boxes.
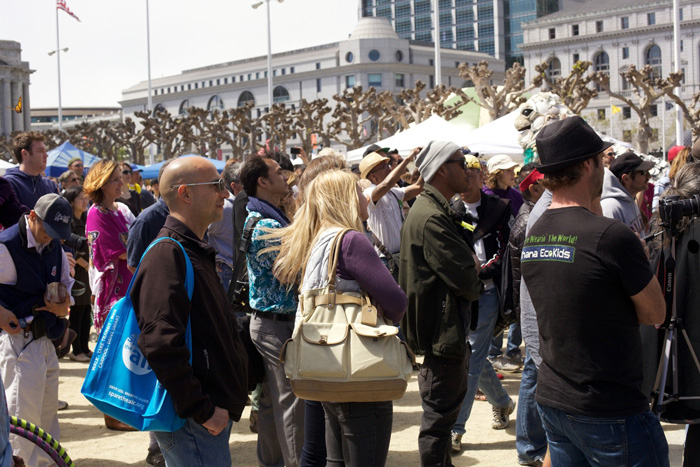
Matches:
[520,116,670,466]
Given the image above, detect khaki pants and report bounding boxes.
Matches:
[0,332,60,467]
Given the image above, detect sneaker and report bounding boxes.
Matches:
[491,398,516,430]
[505,352,524,366]
[57,400,69,411]
[518,459,543,467]
[145,449,165,467]
[489,355,521,373]
[249,409,259,434]
[450,431,462,452]
[68,352,91,362]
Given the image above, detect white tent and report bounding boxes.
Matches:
[347,115,476,162]
[0,159,16,176]
[348,112,525,162]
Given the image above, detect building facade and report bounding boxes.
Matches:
[0,41,32,137]
[120,17,503,157]
[521,0,700,150]
[360,0,558,67]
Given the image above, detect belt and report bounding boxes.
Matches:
[23,318,47,339]
[254,310,295,322]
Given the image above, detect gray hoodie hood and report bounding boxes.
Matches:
[600,168,645,234]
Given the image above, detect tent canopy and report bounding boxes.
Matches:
[46,141,102,177]
[140,154,227,180]
[0,159,16,177]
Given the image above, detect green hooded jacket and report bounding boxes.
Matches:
[399,183,482,359]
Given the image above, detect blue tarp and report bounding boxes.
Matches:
[140,154,226,180]
[46,141,102,177]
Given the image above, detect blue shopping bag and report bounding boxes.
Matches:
[81,237,193,432]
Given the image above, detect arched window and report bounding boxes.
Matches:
[178,99,190,116]
[646,45,662,79]
[152,103,165,116]
[237,91,255,107]
[273,86,290,104]
[208,95,224,111]
[548,57,561,79]
[593,51,609,72]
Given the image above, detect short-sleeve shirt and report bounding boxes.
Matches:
[521,206,652,417]
[363,184,406,255]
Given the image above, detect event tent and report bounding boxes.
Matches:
[46,141,102,177]
[0,159,16,176]
[348,111,524,162]
[140,154,227,180]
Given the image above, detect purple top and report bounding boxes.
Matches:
[335,230,407,323]
[0,177,28,231]
[483,186,524,216]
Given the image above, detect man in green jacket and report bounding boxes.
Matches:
[400,141,482,466]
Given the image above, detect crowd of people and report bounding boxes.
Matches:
[0,125,698,466]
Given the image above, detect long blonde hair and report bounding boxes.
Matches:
[268,169,365,286]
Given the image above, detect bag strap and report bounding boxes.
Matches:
[370,232,394,260]
[227,216,261,303]
[326,228,352,291]
[126,237,194,300]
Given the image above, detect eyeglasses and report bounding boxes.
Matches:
[171,179,227,192]
[444,158,468,169]
[122,170,132,175]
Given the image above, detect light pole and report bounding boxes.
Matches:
[146,0,155,164]
[252,0,284,110]
[48,47,69,132]
[433,0,441,87]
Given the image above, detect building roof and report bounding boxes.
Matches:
[531,0,670,23]
[350,17,399,40]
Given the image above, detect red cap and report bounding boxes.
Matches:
[519,168,544,193]
[668,145,685,162]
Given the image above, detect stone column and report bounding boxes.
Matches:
[22,81,30,131]
[2,79,11,137]
[11,80,21,132]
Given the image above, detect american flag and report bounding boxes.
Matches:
[56,0,80,22]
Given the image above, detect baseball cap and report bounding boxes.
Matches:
[359,152,390,179]
[609,151,655,179]
[34,194,72,240]
[667,145,684,163]
[363,144,390,158]
[464,155,482,170]
[519,168,544,193]
[487,154,518,173]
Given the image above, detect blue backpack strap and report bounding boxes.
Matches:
[125,237,194,300]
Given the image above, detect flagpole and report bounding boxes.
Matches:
[146,0,154,165]
[609,99,613,139]
[673,0,683,145]
[662,95,667,159]
[55,5,64,133]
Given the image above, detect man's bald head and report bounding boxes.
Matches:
[160,156,218,209]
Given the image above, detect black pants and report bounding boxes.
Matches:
[69,304,91,355]
[418,354,469,467]
[323,400,393,467]
[683,423,700,467]
[301,400,326,467]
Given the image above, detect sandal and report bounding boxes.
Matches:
[474,390,487,401]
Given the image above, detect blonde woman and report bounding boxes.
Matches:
[272,170,407,466]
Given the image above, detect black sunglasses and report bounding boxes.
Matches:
[444,158,467,169]
[122,170,132,175]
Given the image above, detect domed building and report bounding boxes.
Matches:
[120,17,503,158]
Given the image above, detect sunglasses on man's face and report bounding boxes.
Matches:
[122,170,132,175]
[171,179,227,192]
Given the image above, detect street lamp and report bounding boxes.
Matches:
[48,47,69,132]
[252,0,284,110]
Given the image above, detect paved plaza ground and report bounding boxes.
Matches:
[55,355,685,466]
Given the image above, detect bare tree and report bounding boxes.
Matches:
[136,109,191,160]
[291,98,333,153]
[328,86,381,150]
[591,64,680,153]
[259,104,296,153]
[67,121,120,159]
[107,117,149,164]
[533,60,598,114]
[655,72,700,138]
[458,60,535,122]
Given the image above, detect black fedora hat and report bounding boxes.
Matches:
[535,116,613,174]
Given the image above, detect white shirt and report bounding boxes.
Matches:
[363,184,406,255]
[0,216,75,304]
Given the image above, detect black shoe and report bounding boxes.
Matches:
[146,449,165,467]
[249,409,259,434]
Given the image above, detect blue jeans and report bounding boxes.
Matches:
[154,418,233,467]
[453,288,510,434]
[489,321,523,359]
[537,404,670,467]
[515,351,546,465]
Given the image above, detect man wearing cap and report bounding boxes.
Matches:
[450,155,516,452]
[67,157,85,180]
[602,146,616,168]
[362,143,390,159]
[400,141,482,466]
[521,116,669,466]
[359,148,423,274]
[601,150,654,235]
[507,164,548,467]
[0,193,74,466]
[4,132,59,210]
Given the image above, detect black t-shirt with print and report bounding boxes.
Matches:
[522,206,653,417]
